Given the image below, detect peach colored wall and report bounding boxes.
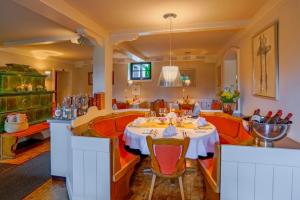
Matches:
[113,60,217,101]
[224,0,300,142]
[71,65,93,95]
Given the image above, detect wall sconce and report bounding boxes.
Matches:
[44,70,51,78]
[128,80,134,86]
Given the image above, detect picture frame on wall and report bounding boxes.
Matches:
[88,72,93,85]
[252,22,279,99]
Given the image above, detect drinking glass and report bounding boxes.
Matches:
[150,111,156,117]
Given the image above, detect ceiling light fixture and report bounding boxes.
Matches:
[157,13,182,87]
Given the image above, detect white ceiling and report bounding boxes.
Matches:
[65,0,268,32]
[0,0,74,43]
[124,29,241,57]
[0,0,270,62]
[0,0,94,61]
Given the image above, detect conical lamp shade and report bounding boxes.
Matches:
[157,66,182,87]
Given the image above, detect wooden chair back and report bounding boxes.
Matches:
[146,136,190,177]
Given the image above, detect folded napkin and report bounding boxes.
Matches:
[166,112,177,118]
[162,125,177,137]
[194,117,207,127]
[192,102,201,117]
[132,117,146,126]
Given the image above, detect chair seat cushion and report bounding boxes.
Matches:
[154,145,182,175]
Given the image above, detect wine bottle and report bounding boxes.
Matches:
[250,109,261,122]
[261,111,273,123]
[266,110,283,124]
[280,113,293,124]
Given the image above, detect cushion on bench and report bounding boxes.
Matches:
[115,115,142,132]
[92,118,116,137]
[2,122,49,138]
[205,115,240,138]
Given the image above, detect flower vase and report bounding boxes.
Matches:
[222,102,236,115]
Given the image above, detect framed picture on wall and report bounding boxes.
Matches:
[252,22,279,99]
[88,72,93,85]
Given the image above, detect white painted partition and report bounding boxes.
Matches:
[66,133,111,200]
[221,145,300,200]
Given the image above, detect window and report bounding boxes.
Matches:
[129,62,152,80]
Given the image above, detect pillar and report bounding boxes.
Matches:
[93,38,113,112]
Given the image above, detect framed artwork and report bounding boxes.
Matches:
[252,22,279,99]
[88,72,93,85]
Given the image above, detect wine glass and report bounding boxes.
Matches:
[150,111,156,117]
[159,108,164,117]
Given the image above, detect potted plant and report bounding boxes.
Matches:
[219,87,240,115]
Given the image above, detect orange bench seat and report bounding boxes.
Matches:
[1,122,50,159]
[2,122,49,138]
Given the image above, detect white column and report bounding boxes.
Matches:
[92,38,113,112]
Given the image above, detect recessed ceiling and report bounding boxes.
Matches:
[65,0,268,32]
[123,29,240,57]
[12,41,93,61]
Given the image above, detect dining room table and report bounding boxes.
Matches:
[123,117,219,159]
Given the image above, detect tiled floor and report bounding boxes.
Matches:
[24,156,204,200]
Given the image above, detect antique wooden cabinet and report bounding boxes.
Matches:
[0,64,53,132]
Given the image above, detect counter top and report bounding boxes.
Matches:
[47,119,72,124]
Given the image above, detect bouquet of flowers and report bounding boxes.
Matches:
[219,87,240,103]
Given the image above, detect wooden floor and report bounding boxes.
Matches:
[0,140,50,165]
[3,136,300,199]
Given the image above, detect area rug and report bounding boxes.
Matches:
[0,151,51,200]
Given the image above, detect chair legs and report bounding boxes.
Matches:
[148,174,185,200]
[148,174,156,200]
[178,176,185,200]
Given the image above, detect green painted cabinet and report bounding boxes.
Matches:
[0,64,54,132]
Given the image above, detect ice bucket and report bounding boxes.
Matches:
[250,121,291,147]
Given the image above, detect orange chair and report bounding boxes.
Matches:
[146,136,190,200]
[198,143,220,200]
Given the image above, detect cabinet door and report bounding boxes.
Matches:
[6,96,18,111]
[0,97,7,113]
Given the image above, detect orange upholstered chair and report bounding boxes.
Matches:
[146,136,190,200]
[211,100,222,110]
[198,144,220,200]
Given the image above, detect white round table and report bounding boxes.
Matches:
[123,122,219,159]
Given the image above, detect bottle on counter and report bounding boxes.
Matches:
[266,110,283,124]
[62,106,67,119]
[250,108,262,122]
[54,104,62,119]
[261,111,273,123]
[280,113,293,124]
[72,104,78,119]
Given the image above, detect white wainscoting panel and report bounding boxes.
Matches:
[221,145,300,200]
[67,136,111,200]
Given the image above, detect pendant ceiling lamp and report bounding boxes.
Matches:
[157,13,182,87]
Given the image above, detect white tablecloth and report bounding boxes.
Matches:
[124,122,219,159]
